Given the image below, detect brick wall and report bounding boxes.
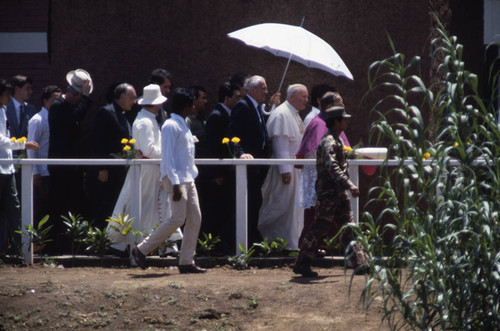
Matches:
[0,0,50,109]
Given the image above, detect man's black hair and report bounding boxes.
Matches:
[11,75,32,89]
[311,84,335,108]
[218,82,239,103]
[149,68,172,85]
[171,88,195,114]
[0,79,12,96]
[41,85,62,102]
[189,85,207,99]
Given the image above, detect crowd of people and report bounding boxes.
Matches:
[0,68,367,276]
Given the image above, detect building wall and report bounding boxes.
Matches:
[0,0,51,107]
[0,0,485,224]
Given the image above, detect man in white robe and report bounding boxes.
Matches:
[108,84,182,254]
[258,84,308,250]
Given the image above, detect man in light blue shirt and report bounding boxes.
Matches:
[27,85,61,224]
[133,88,206,273]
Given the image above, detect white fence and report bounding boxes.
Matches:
[0,158,389,264]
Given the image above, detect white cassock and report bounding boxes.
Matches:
[258,101,304,250]
[107,109,182,251]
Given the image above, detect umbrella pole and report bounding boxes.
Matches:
[264,16,306,114]
[277,16,305,94]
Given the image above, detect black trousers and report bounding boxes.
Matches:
[0,173,21,253]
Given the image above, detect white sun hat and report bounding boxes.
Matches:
[138,84,167,105]
[66,69,93,94]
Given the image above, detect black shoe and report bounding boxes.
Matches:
[293,266,318,277]
[178,264,207,274]
[132,246,146,270]
[107,247,129,258]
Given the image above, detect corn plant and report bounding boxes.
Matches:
[350,18,500,330]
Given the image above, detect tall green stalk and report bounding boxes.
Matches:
[351,18,500,330]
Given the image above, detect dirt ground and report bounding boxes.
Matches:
[0,263,388,330]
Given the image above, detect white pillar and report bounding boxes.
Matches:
[21,164,33,264]
[129,163,141,264]
[235,164,248,253]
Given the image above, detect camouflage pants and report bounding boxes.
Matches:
[294,192,366,268]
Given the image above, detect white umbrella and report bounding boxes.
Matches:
[228,21,353,93]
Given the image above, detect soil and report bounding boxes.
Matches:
[0,263,388,330]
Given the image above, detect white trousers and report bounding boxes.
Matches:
[137,178,201,265]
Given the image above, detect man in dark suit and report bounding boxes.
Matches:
[6,75,37,196]
[88,83,137,228]
[47,69,93,253]
[227,75,270,245]
[6,75,36,140]
[203,82,241,253]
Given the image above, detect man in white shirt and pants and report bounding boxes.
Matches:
[132,88,206,274]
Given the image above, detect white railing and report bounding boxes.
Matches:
[1,157,389,264]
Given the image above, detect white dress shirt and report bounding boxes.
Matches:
[27,107,50,176]
[133,109,161,158]
[160,113,198,185]
[0,106,25,174]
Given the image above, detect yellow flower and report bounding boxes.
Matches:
[222,137,230,144]
[123,145,131,151]
[129,138,136,144]
[423,152,431,160]
[231,137,241,144]
[11,137,16,142]
[17,137,27,143]
[121,138,129,144]
[466,141,470,146]
[343,146,352,152]
[454,142,459,148]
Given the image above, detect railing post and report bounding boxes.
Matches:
[235,164,248,253]
[348,163,359,225]
[129,163,142,263]
[21,163,33,264]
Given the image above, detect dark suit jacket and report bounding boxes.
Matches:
[206,103,231,179]
[227,95,270,159]
[91,102,131,171]
[48,95,92,173]
[6,99,37,138]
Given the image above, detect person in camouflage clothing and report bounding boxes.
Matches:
[293,106,367,277]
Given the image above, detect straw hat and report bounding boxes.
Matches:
[66,69,93,94]
[138,84,167,105]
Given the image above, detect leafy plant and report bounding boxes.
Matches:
[351,18,500,330]
[62,212,90,256]
[106,213,144,245]
[227,244,255,269]
[254,237,289,256]
[197,232,221,256]
[83,226,110,256]
[16,214,53,250]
